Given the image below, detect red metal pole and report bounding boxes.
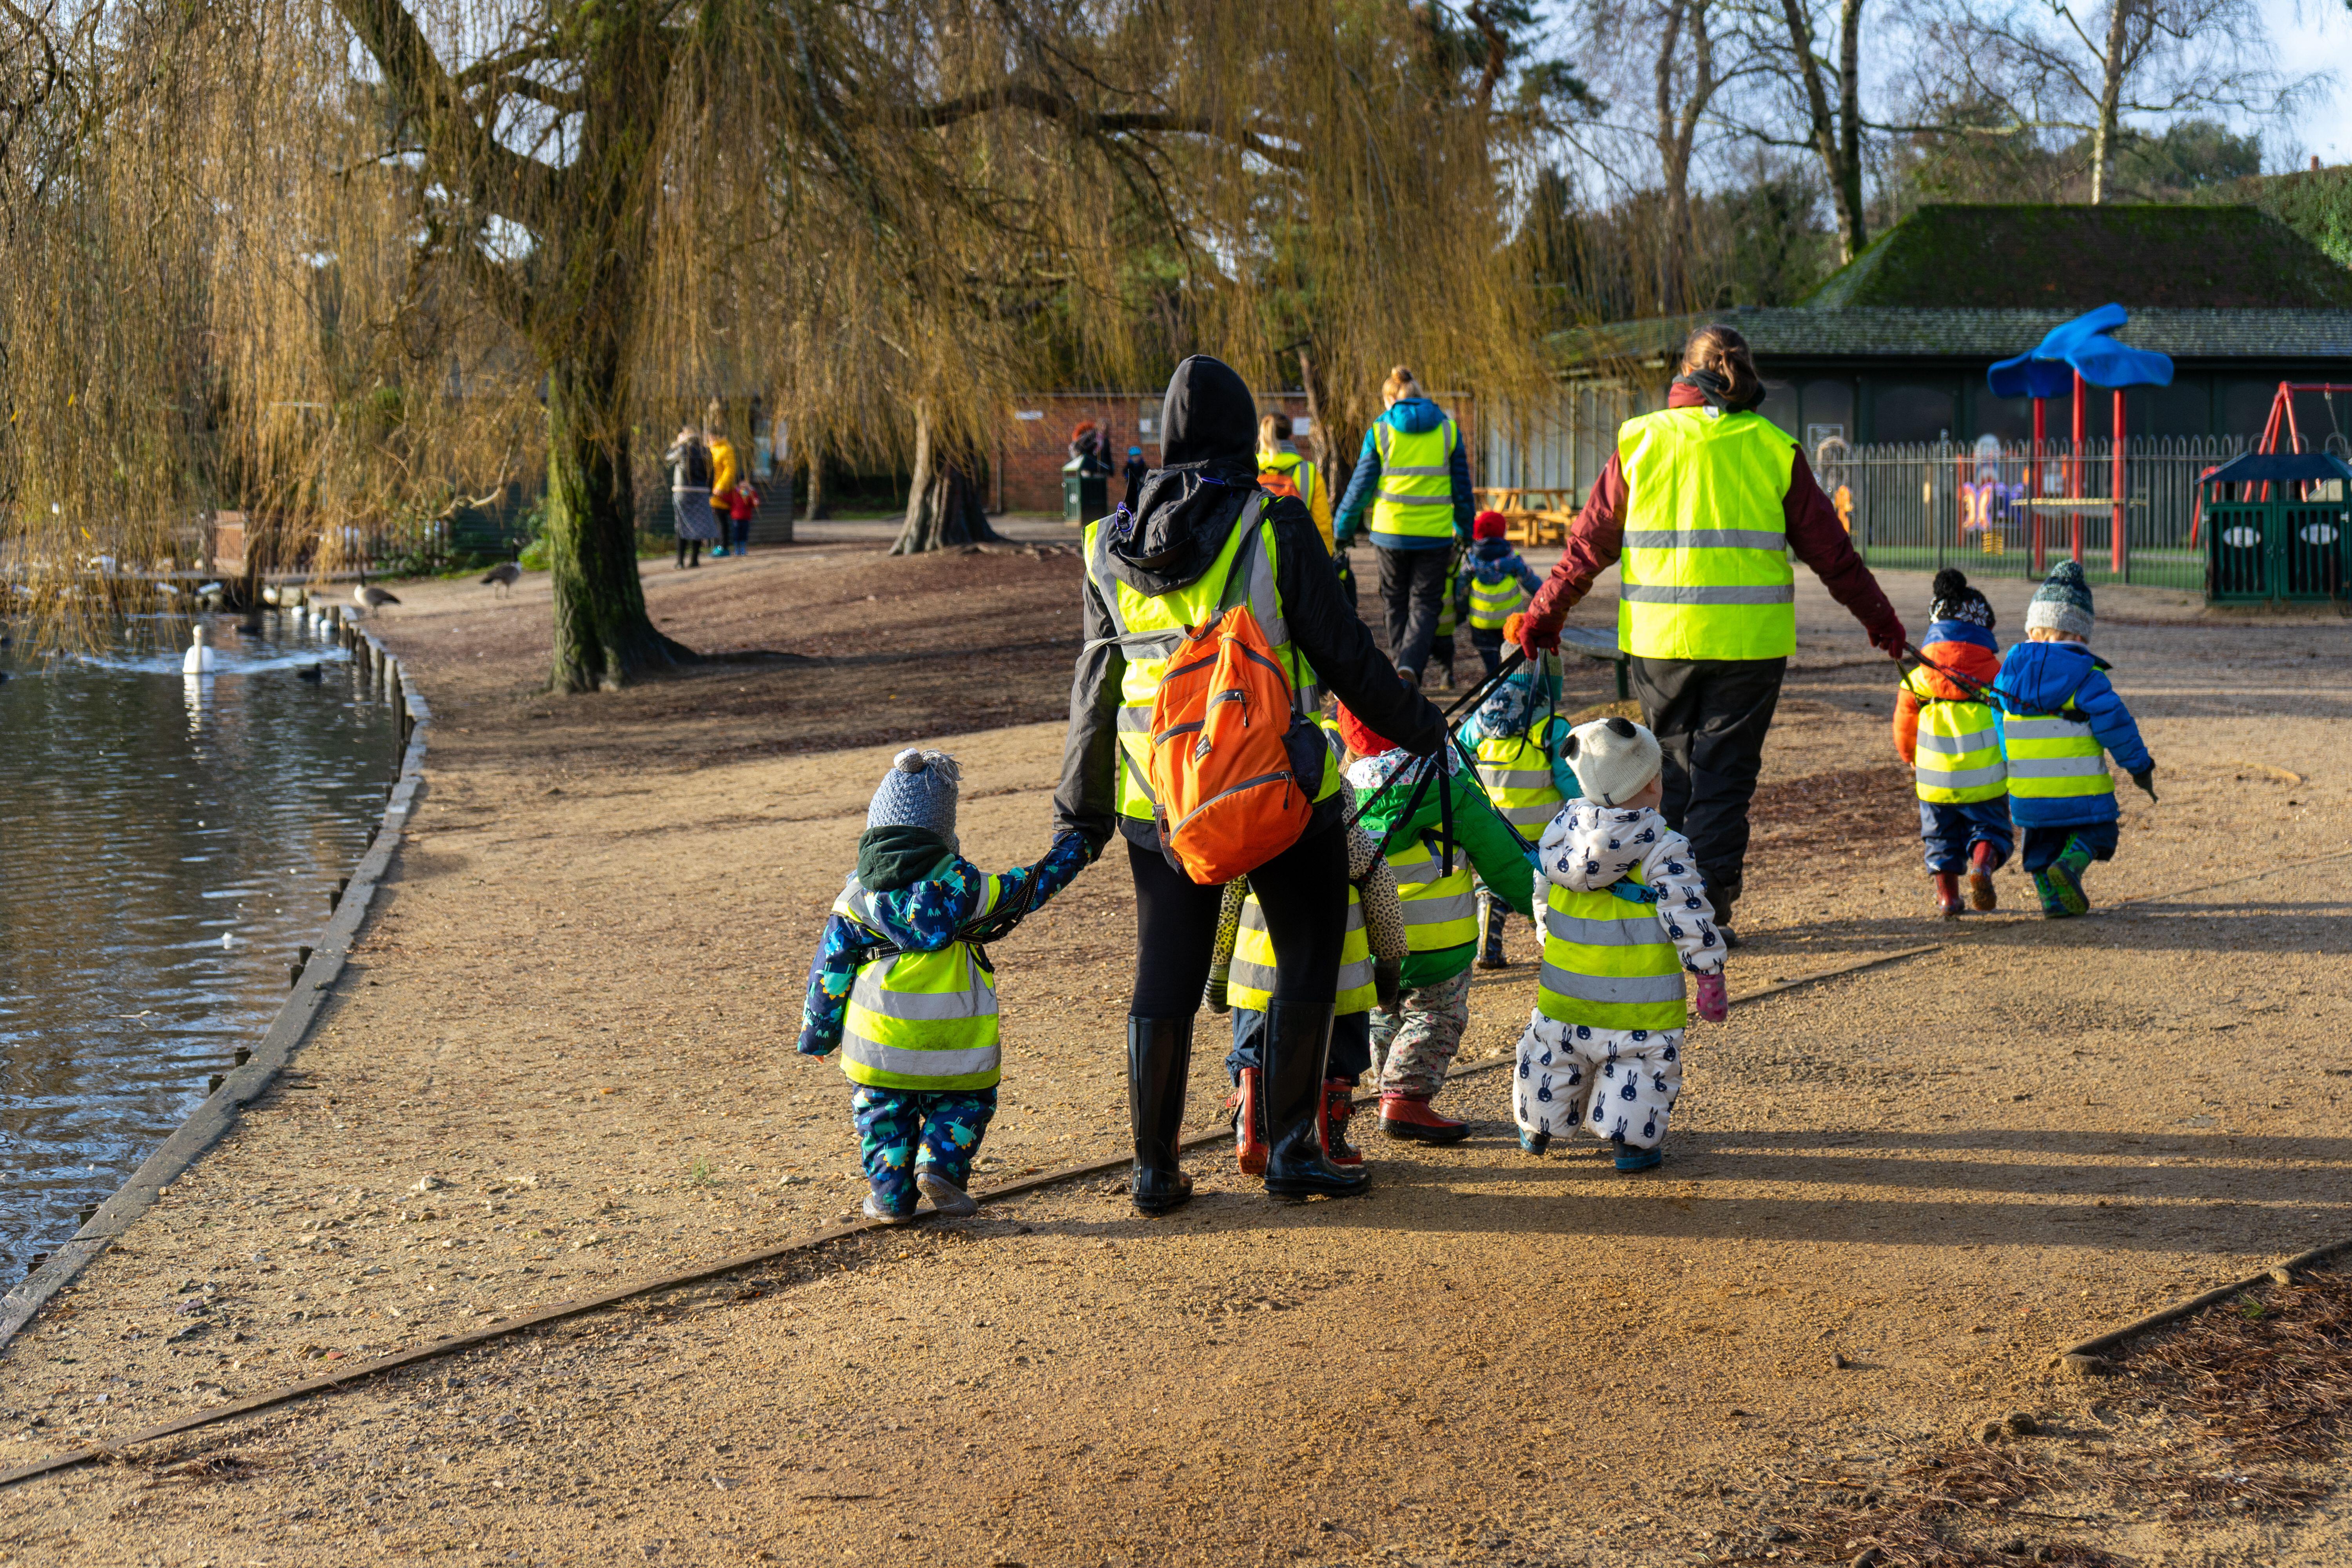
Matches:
[2070,371,2085,564]
[2031,396,2046,573]
[2111,388,2127,577]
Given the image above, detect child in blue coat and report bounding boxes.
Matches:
[1991,564,2156,917]
[1462,512,1545,678]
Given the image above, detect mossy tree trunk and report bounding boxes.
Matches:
[891,404,1003,554]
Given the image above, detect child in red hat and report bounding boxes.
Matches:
[1464,512,1544,679]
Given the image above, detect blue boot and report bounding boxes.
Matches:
[1613,1137,1664,1173]
[1518,1127,1550,1156]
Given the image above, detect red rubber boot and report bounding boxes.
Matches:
[1379,1093,1471,1144]
[1234,1067,1268,1176]
[1933,871,1964,920]
[1967,840,1999,911]
[1323,1080,1363,1167]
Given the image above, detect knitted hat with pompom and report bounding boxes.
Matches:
[1929,567,1994,630]
[867,748,961,837]
[2025,561,2094,640]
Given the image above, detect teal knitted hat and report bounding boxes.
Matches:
[2026,561,2094,639]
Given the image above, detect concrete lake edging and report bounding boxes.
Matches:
[0,613,430,1354]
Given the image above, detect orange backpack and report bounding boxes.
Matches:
[1146,604,1312,884]
[1257,465,1301,501]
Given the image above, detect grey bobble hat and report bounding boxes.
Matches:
[2025,561,2094,639]
[867,748,961,837]
[1564,715,1663,808]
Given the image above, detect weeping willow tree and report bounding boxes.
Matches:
[0,0,1574,686]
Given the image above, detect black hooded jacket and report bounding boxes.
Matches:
[1053,355,1446,851]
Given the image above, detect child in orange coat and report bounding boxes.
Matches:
[1892,570,2011,916]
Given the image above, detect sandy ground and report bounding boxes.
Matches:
[0,529,2347,1566]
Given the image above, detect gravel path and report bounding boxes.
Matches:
[0,544,2343,1566]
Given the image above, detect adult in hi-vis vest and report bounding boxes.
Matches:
[1333,366,1477,689]
[1514,326,1908,939]
[1056,356,1445,1215]
[1258,412,1334,554]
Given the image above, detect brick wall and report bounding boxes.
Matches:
[993,391,1477,515]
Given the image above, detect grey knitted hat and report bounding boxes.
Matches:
[2025,561,2094,639]
[1565,716,1662,808]
[867,748,961,836]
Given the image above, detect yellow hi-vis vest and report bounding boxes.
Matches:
[1258,450,1333,554]
[833,879,1003,1091]
[1615,407,1797,661]
[1537,869,1686,1033]
[1389,831,1478,954]
[1468,567,1527,631]
[1474,715,1566,833]
[2004,703,2114,802]
[1370,415,1461,543]
[1904,671,2007,804]
[1085,497,1337,825]
[1228,887,1376,1017]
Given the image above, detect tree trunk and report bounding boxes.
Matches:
[1781,0,1868,263]
[802,425,831,521]
[1653,0,1691,313]
[2091,0,2132,204]
[1298,346,1333,497]
[544,347,691,691]
[891,405,1003,555]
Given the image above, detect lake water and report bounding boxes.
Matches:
[0,612,402,1279]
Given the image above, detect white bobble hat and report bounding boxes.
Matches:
[1564,716,1662,807]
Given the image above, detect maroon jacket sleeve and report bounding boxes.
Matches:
[1523,454,1627,639]
[1783,449,1904,650]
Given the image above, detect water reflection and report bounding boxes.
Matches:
[0,613,400,1278]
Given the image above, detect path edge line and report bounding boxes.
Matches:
[2051,1236,2352,1370]
[0,622,429,1357]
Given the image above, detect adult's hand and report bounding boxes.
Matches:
[1869,617,1909,661]
[1506,611,1558,659]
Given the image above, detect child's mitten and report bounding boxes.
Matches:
[2130,766,2158,803]
[1374,956,1402,1011]
[1692,970,1727,1025]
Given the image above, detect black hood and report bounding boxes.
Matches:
[1107,356,1260,593]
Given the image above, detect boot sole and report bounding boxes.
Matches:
[1381,1119,1472,1145]
[1474,958,1510,970]
[1967,873,1997,911]
[1236,1151,1268,1177]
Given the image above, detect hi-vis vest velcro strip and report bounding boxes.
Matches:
[1229,893,1376,1015]
[1613,407,1798,662]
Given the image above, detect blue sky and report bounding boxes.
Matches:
[2259,0,2350,164]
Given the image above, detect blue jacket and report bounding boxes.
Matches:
[1465,537,1542,597]
[1991,641,2153,828]
[1334,398,1475,551]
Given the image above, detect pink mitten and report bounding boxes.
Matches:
[1693,971,1728,1025]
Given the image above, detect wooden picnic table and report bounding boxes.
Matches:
[1472,486,1580,548]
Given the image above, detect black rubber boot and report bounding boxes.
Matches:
[1127,1015,1195,1216]
[1477,892,1508,969]
[1262,1002,1370,1200]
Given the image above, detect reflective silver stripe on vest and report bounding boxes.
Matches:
[1501,806,1559,830]
[1918,761,2007,789]
[1618,583,1796,605]
[849,973,994,1021]
[1376,490,1452,506]
[1228,952,1375,999]
[840,1033,1000,1079]
[1116,707,1154,733]
[2004,716,2092,740]
[2007,755,2109,779]
[1390,855,1448,885]
[1621,529,1789,552]
[1403,889,1475,926]
[1544,908,1659,946]
[1915,727,1998,755]
[1536,966,1686,1004]
[1476,765,1552,789]
[1381,465,1450,477]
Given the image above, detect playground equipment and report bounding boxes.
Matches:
[2199,447,2352,604]
[1987,304,2174,577]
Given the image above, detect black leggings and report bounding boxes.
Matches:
[1128,826,1350,1017]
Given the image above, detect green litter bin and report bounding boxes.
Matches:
[1062,459,1109,525]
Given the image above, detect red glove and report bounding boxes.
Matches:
[1870,617,1909,661]
[1507,610,1558,659]
[1693,971,1727,1025]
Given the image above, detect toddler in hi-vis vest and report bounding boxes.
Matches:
[1991,562,2156,918]
[1892,569,2012,918]
[1511,717,1727,1173]
[798,750,1093,1221]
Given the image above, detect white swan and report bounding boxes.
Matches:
[181,623,218,673]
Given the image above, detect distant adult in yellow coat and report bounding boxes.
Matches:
[1258,413,1333,554]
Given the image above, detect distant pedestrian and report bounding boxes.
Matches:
[798,750,1093,1220]
[708,407,742,557]
[1462,511,1543,679]
[1992,563,2156,918]
[727,478,761,557]
[1894,569,2011,918]
[665,425,718,569]
[1122,446,1149,513]
[1334,367,1476,688]
[1257,414,1334,553]
[1511,717,1726,1172]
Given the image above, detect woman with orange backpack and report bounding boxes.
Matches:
[1056,356,1447,1216]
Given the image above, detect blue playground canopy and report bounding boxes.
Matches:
[1987,303,2175,397]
